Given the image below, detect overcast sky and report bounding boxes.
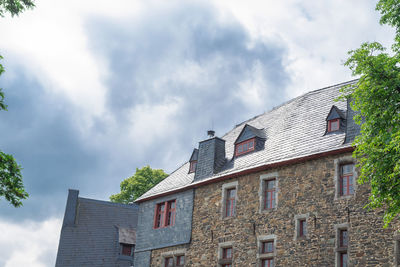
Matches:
[0,0,394,266]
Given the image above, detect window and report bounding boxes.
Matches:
[261,258,274,267]
[154,200,176,228]
[164,257,174,267]
[120,243,134,256]
[395,238,400,266]
[220,247,233,267]
[328,119,340,132]
[340,164,354,196]
[261,241,274,254]
[176,255,185,266]
[235,138,255,156]
[258,236,276,267]
[189,161,197,173]
[263,179,276,209]
[336,227,349,267]
[299,219,307,237]
[225,188,236,217]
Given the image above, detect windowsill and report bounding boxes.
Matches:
[259,208,277,214]
[222,215,236,220]
[118,255,133,261]
[335,194,354,201]
[257,252,274,258]
[336,247,348,253]
[296,236,307,241]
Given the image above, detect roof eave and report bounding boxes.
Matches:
[135,146,354,203]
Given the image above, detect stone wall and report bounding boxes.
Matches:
[148,153,399,266]
[154,152,397,267]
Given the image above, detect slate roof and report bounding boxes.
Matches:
[136,80,359,202]
[56,191,139,267]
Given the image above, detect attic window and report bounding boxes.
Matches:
[189,161,197,173]
[235,138,255,156]
[328,119,340,132]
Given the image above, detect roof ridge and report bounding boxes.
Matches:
[224,79,358,138]
[79,197,139,209]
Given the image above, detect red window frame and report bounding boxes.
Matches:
[261,241,274,254]
[328,119,340,132]
[189,161,197,173]
[299,219,307,237]
[261,258,274,267]
[235,138,255,156]
[154,200,176,229]
[164,257,173,267]
[120,243,134,256]
[222,247,232,259]
[225,188,236,217]
[339,229,348,248]
[263,179,276,209]
[340,164,354,196]
[176,255,185,266]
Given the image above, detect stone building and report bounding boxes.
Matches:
[56,189,139,267]
[134,80,400,267]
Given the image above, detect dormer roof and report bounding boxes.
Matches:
[136,80,359,202]
[326,105,345,121]
[189,148,199,162]
[234,124,266,144]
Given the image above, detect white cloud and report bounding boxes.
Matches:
[0,218,61,267]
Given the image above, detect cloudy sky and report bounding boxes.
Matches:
[0,0,395,266]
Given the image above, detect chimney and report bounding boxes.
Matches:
[62,189,79,227]
[194,134,226,182]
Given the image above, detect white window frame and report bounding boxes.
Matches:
[259,172,279,214]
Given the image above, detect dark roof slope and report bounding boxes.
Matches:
[137,80,358,201]
[56,192,139,267]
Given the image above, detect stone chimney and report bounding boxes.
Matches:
[62,189,79,227]
[194,134,226,182]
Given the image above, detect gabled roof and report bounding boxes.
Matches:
[136,80,358,202]
[326,105,346,121]
[189,149,199,162]
[234,124,266,144]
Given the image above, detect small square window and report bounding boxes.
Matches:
[120,243,134,256]
[261,241,274,254]
[328,119,340,132]
[176,255,185,266]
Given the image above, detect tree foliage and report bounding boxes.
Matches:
[0,0,32,207]
[341,0,400,226]
[110,166,168,204]
[0,0,34,17]
[0,152,28,207]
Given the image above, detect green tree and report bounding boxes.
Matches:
[110,166,168,203]
[341,0,400,226]
[0,0,33,207]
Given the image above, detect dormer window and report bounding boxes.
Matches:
[188,148,199,174]
[189,161,197,173]
[235,138,255,156]
[328,119,340,132]
[325,105,346,134]
[234,124,266,157]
